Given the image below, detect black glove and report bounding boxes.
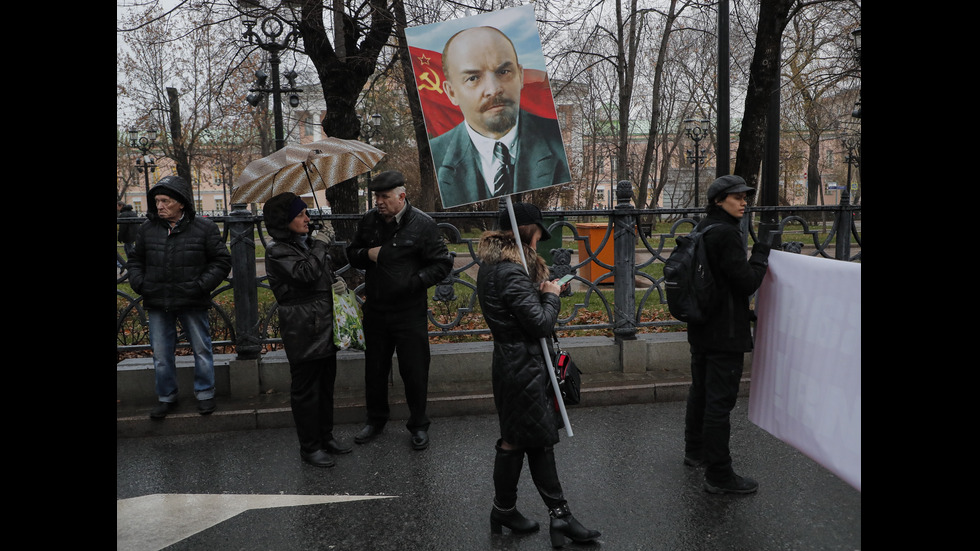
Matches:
[751,241,771,257]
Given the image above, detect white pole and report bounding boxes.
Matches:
[503,196,573,436]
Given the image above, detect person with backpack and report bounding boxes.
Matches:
[683,175,771,495]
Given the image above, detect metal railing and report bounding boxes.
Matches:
[116,182,860,360]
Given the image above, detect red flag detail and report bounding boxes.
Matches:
[409,46,558,139]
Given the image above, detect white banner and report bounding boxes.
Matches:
[748,251,861,491]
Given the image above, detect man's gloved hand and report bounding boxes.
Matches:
[332,278,348,295]
[751,241,772,257]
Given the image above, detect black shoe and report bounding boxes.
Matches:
[549,504,600,547]
[197,398,216,415]
[324,439,352,454]
[354,424,382,444]
[490,505,539,534]
[411,430,429,450]
[149,401,178,420]
[684,454,704,467]
[703,474,759,495]
[300,450,336,468]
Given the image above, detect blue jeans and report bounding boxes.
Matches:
[148,309,216,402]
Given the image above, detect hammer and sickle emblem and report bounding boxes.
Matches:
[417,70,443,94]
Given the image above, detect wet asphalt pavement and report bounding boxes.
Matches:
[116,398,861,550]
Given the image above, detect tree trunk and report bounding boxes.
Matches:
[167,87,192,185]
[733,0,792,190]
[294,0,394,238]
[638,0,679,211]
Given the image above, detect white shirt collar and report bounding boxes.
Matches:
[463,113,520,194]
[393,200,409,225]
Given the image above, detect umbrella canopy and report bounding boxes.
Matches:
[231,138,385,204]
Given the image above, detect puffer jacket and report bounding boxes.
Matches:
[346,199,452,312]
[127,176,231,311]
[476,231,563,447]
[263,192,337,364]
[686,208,771,352]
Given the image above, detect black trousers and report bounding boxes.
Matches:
[362,305,431,432]
[684,344,744,483]
[290,354,338,454]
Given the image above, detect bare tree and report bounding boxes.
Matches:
[732,0,860,195]
[781,4,860,205]
[118,2,264,202]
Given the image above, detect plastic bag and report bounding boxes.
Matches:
[332,288,366,351]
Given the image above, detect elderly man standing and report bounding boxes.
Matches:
[346,171,453,450]
[127,175,231,419]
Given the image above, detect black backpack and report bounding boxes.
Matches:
[663,224,720,323]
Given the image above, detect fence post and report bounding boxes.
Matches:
[228,203,261,360]
[612,180,637,343]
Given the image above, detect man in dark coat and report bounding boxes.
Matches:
[683,175,771,494]
[346,171,453,450]
[127,175,231,419]
[117,202,139,258]
[430,26,570,208]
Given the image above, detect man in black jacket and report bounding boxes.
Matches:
[683,175,771,494]
[346,171,453,450]
[127,175,231,419]
[117,201,139,259]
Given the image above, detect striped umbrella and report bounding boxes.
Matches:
[231,138,386,205]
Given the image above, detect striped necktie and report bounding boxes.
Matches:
[492,142,513,196]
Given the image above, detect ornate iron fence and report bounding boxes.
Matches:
[116,183,860,360]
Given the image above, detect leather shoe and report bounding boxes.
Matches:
[149,401,178,419]
[354,424,382,444]
[411,430,429,450]
[300,450,336,468]
[324,439,352,454]
[197,398,216,415]
[703,474,758,494]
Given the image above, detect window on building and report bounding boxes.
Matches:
[304,114,315,137]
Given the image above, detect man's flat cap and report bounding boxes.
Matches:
[368,171,405,192]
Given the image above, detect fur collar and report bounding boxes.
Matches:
[477,230,548,283]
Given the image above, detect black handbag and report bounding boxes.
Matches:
[552,334,581,406]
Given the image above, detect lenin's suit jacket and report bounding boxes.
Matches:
[430,109,570,208]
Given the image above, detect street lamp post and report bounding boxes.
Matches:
[240,1,303,152]
[851,27,861,119]
[684,118,710,208]
[361,113,382,210]
[839,132,860,207]
[128,128,159,197]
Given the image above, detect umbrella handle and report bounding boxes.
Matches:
[302,163,323,212]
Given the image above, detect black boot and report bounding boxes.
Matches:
[490,440,539,534]
[526,446,600,548]
[491,505,539,534]
[548,504,601,547]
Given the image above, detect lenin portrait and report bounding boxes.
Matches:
[405,5,571,208]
